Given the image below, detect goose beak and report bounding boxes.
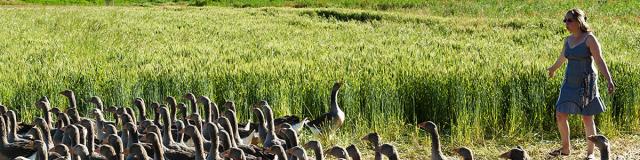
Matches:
[222,150,230,158]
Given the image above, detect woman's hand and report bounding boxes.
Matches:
[607,81,615,94]
[547,67,556,78]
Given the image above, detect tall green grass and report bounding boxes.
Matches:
[0,2,638,148]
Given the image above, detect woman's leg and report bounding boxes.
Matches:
[556,111,571,154]
[582,115,596,155]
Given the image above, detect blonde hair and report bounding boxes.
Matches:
[566,8,592,32]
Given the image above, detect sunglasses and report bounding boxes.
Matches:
[563,19,575,23]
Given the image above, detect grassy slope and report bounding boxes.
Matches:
[0,1,639,159]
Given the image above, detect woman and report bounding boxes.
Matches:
[547,8,615,159]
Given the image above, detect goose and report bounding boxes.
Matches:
[222,110,246,145]
[361,132,381,160]
[587,135,612,160]
[89,96,105,111]
[346,144,362,160]
[97,145,117,160]
[123,122,154,157]
[91,108,114,141]
[205,122,220,160]
[150,102,161,127]
[61,125,80,148]
[177,103,189,126]
[36,98,53,130]
[158,107,193,153]
[102,134,124,160]
[254,101,306,132]
[72,144,108,160]
[33,118,53,149]
[222,147,246,160]
[0,117,36,159]
[181,125,206,160]
[307,82,345,134]
[453,147,474,160]
[134,98,148,124]
[59,90,81,124]
[198,96,218,124]
[217,117,237,147]
[32,140,48,160]
[164,96,178,124]
[266,145,287,160]
[303,140,323,160]
[218,130,233,152]
[279,128,298,149]
[325,146,348,159]
[286,146,312,160]
[79,119,96,154]
[101,124,118,142]
[124,107,137,125]
[4,110,30,142]
[259,104,285,148]
[183,93,199,115]
[125,143,151,160]
[499,146,528,160]
[377,144,399,160]
[49,143,71,160]
[418,121,447,160]
[144,132,194,160]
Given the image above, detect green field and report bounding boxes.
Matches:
[0,1,639,159]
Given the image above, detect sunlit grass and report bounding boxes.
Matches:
[0,3,638,158]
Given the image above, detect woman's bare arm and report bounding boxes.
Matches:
[586,34,615,93]
[547,38,568,78]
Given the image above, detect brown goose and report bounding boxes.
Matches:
[346,144,362,160]
[125,143,151,160]
[89,96,105,111]
[59,90,81,124]
[453,147,474,160]
[325,146,348,159]
[587,135,610,160]
[181,125,206,160]
[307,82,345,134]
[36,98,53,130]
[303,140,323,160]
[72,144,108,160]
[61,125,80,148]
[266,145,287,160]
[134,98,148,124]
[255,101,306,132]
[499,146,528,160]
[0,117,36,159]
[79,119,96,154]
[91,108,115,141]
[260,104,285,148]
[222,110,249,145]
[198,96,218,124]
[32,140,48,160]
[123,122,154,157]
[158,107,193,153]
[418,121,447,160]
[49,144,71,160]
[222,147,246,160]
[217,117,237,147]
[287,146,313,160]
[97,145,117,160]
[377,144,399,160]
[205,122,220,160]
[279,128,298,149]
[150,102,161,127]
[102,134,124,160]
[251,108,267,145]
[183,93,199,115]
[5,110,30,142]
[33,118,53,149]
[177,103,189,126]
[361,132,382,160]
[143,132,194,160]
[164,96,178,124]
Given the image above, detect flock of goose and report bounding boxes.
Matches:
[0,82,613,160]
